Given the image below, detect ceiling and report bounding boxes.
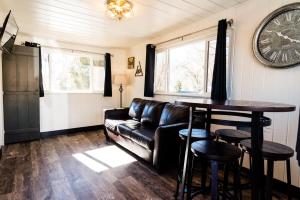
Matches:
[0,0,247,48]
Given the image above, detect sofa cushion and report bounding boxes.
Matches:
[131,126,156,150]
[128,98,148,121]
[141,101,166,127]
[105,119,127,132]
[159,103,189,126]
[117,120,141,138]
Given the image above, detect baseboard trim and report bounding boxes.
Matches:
[241,167,300,197]
[40,125,104,139]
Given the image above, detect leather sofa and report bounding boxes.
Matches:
[104,98,189,172]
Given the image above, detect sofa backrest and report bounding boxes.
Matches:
[128,98,148,121]
[141,101,167,127]
[159,103,189,126]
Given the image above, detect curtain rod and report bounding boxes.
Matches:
[153,19,233,47]
[41,45,114,57]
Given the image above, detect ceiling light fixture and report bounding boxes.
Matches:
[106,0,133,21]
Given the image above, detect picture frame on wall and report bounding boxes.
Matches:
[128,57,135,69]
[135,61,143,77]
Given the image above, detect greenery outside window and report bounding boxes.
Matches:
[154,36,229,96]
[42,48,105,93]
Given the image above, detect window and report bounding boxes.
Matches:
[154,36,230,96]
[42,48,105,93]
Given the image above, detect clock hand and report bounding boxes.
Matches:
[275,31,300,43]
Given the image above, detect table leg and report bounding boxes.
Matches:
[251,112,265,200]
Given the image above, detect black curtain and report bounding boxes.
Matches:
[104,53,112,97]
[38,46,44,97]
[211,19,227,101]
[144,44,156,97]
[296,110,300,165]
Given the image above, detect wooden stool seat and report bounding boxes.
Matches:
[241,139,294,200]
[179,129,214,141]
[191,140,241,162]
[240,139,294,160]
[215,129,251,144]
[191,140,242,199]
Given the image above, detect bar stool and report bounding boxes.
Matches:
[190,140,242,200]
[215,129,251,169]
[240,139,294,200]
[174,128,214,198]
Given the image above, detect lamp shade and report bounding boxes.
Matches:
[114,74,129,85]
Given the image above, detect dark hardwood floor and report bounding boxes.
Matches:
[0,130,290,200]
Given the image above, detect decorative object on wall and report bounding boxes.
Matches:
[114,74,129,108]
[135,61,143,77]
[253,3,300,68]
[106,0,133,21]
[128,56,135,69]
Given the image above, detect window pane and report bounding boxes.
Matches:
[169,41,206,93]
[93,59,104,66]
[154,51,168,92]
[207,40,216,93]
[41,50,50,91]
[50,53,90,91]
[92,66,105,92]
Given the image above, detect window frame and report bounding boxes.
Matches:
[42,48,105,94]
[154,33,232,98]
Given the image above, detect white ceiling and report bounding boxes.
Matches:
[0,0,247,48]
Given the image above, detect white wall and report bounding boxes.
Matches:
[15,34,128,132]
[127,0,300,187]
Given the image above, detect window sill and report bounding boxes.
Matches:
[154,92,211,98]
[44,91,104,94]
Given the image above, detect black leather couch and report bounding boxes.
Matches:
[104,98,189,172]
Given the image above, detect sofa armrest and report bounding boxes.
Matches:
[104,107,130,120]
[153,122,188,173]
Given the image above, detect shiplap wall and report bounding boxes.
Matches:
[126,0,300,187]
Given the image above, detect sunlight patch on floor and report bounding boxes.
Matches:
[73,153,109,173]
[85,145,137,168]
[72,145,137,173]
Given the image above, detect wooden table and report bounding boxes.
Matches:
[175,99,295,200]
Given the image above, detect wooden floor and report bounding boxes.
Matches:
[0,130,290,200]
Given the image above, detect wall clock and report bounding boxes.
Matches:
[253,3,300,68]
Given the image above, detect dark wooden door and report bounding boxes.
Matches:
[3,45,40,143]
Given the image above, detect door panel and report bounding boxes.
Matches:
[2,54,17,92]
[3,45,40,144]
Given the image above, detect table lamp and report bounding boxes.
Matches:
[114,74,129,108]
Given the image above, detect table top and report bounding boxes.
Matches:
[175,98,296,112]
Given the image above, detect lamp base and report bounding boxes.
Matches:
[119,84,123,108]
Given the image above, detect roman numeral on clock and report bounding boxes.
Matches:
[262,46,271,54]
[282,53,288,62]
[270,51,278,61]
[274,19,281,25]
[286,13,292,21]
[260,38,270,44]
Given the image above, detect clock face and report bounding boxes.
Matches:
[253,3,300,67]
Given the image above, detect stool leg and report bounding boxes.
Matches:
[223,164,229,199]
[286,159,291,200]
[211,161,219,200]
[187,154,195,199]
[266,160,274,200]
[201,159,208,191]
[233,160,241,200]
[175,141,184,198]
[239,150,245,171]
